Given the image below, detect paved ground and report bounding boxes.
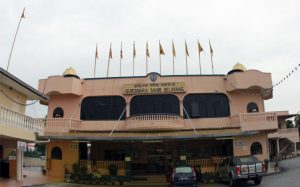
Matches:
[31,156,300,187]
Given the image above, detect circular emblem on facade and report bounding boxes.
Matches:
[149,73,157,82]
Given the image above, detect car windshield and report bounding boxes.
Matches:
[175,167,192,173]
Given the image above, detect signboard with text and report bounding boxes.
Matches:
[123,82,186,95]
[17,141,27,151]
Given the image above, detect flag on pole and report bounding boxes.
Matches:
[197,41,203,54]
[146,41,150,57]
[209,40,215,74]
[172,40,176,57]
[21,8,26,19]
[159,41,165,55]
[109,43,112,59]
[95,44,99,59]
[185,41,189,56]
[209,40,213,57]
[133,41,136,58]
[120,42,123,59]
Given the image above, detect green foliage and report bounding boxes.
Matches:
[286,120,294,128]
[72,163,80,174]
[295,114,300,127]
[34,143,46,156]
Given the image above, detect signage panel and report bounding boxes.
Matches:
[123,82,186,95]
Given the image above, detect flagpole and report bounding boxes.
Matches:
[172,54,175,75]
[146,55,148,74]
[211,55,214,75]
[198,53,202,75]
[209,40,215,75]
[6,7,25,71]
[185,52,188,75]
[159,40,161,74]
[107,58,110,77]
[94,44,97,78]
[120,42,122,77]
[107,42,112,77]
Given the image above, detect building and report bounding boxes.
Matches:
[0,67,47,181]
[268,111,300,159]
[38,64,279,179]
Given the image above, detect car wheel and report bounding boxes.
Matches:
[254,176,262,185]
[229,177,236,187]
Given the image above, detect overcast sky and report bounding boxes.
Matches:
[0,0,300,117]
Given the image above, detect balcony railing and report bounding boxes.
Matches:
[230,112,277,131]
[126,114,184,131]
[43,118,81,133]
[0,105,44,135]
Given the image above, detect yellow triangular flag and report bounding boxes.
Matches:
[109,43,112,59]
[185,41,189,57]
[133,41,136,58]
[146,41,150,57]
[120,42,123,59]
[159,41,165,55]
[21,8,26,19]
[209,40,213,57]
[197,41,203,54]
[172,40,176,57]
[95,44,99,59]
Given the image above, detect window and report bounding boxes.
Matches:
[247,102,259,113]
[81,96,126,120]
[251,142,263,155]
[183,93,230,118]
[53,107,64,118]
[130,94,180,116]
[51,147,62,160]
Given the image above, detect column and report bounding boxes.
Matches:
[16,149,23,181]
[276,138,280,155]
[294,142,297,157]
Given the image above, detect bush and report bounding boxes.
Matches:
[72,163,80,174]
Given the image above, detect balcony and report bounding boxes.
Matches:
[43,118,81,133]
[0,105,44,137]
[230,112,278,131]
[126,114,184,131]
[268,128,300,143]
[42,112,278,134]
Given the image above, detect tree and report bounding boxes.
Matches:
[34,143,46,156]
[294,114,300,127]
[286,120,294,128]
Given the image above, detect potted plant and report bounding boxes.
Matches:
[41,166,46,175]
[263,159,269,172]
[64,164,71,182]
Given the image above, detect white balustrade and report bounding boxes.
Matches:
[43,118,81,133]
[0,105,44,135]
[126,114,184,131]
[230,112,277,131]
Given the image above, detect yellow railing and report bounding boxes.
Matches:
[187,157,227,173]
[0,105,44,135]
[79,160,125,175]
[126,114,184,131]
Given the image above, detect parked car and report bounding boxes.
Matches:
[170,165,197,187]
[217,155,264,187]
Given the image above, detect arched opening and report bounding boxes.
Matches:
[247,102,259,113]
[250,142,263,155]
[81,96,126,120]
[53,107,64,118]
[130,94,180,116]
[183,93,230,118]
[51,147,62,160]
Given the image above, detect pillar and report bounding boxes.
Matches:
[276,138,280,155]
[16,149,23,181]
